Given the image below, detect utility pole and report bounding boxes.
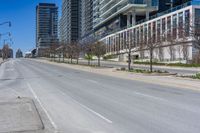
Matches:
[0,21,11,27]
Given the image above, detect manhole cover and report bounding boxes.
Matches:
[0,98,44,132]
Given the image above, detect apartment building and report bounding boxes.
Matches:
[101,1,200,62]
[36,3,58,56]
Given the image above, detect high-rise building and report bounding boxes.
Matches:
[93,0,159,38]
[36,3,58,56]
[159,0,191,12]
[101,0,200,62]
[16,49,23,58]
[81,0,93,38]
[60,0,81,43]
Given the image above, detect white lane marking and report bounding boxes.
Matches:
[26,82,58,132]
[59,91,113,124]
[87,79,98,84]
[134,92,167,102]
[77,101,113,124]
[5,68,15,71]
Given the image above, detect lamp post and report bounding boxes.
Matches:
[0,32,11,39]
[0,21,11,27]
[3,38,12,46]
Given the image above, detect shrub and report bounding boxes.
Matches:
[192,73,200,79]
[121,67,126,71]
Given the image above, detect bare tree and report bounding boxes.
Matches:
[66,42,74,63]
[2,44,10,60]
[144,31,161,72]
[191,17,200,63]
[73,41,81,64]
[158,47,164,61]
[49,43,57,61]
[168,45,176,61]
[84,43,93,65]
[182,44,189,61]
[122,30,137,71]
[91,41,106,67]
[60,42,67,63]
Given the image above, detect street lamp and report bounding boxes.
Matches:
[0,21,11,27]
[0,32,11,39]
[3,38,12,46]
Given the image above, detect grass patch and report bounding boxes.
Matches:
[117,68,169,74]
[134,61,200,67]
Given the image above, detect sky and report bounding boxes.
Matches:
[0,0,62,55]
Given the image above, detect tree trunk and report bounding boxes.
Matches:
[77,58,79,64]
[128,50,131,71]
[88,60,90,65]
[59,54,61,62]
[71,57,72,64]
[150,49,153,73]
[98,56,100,67]
[62,52,64,63]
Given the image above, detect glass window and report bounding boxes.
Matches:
[144,24,148,45]
[136,28,140,47]
[120,33,123,50]
[167,16,171,41]
[151,0,158,6]
[162,18,166,41]
[152,22,156,43]
[140,26,144,45]
[132,29,136,47]
[173,14,177,39]
[148,23,152,43]
[185,10,190,36]
[195,9,200,33]
[157,20,161,42]
[178,12,183,38]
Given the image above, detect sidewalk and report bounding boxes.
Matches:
[34,58,200,92]
[0,58,3,65]
[42,57,200,71]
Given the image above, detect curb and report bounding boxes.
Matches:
[0,59,8,66]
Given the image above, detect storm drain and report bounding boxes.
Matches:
[0,98,44,133]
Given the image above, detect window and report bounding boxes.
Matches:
[173,14,177,39]
[148,23,152,43]
[185,10,190,37]
[167,16,171,41]
[162,18,166,41]
[157,20,161,42]
[144,24,148,45]
[178,12,183,38]
[152,22,156,43]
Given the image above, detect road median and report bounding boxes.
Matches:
[32,58,200,92]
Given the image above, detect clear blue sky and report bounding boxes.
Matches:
[0,0,62,55]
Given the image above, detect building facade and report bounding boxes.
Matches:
[93,0,159,39]
[36,3,58,56]
[16,49,23,58]
[60,0,81,43]
[101,1,200,63]
[81,0,94,38]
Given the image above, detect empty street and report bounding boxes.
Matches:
[0,59,200,133]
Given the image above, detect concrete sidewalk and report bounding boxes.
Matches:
[34,58,200,92]
[0,58,3,65]
[0,58,6,66]
[40,57,200,75]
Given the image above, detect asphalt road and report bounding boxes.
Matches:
[0,59,200,133]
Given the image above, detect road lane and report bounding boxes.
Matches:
[0,59,200,133]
